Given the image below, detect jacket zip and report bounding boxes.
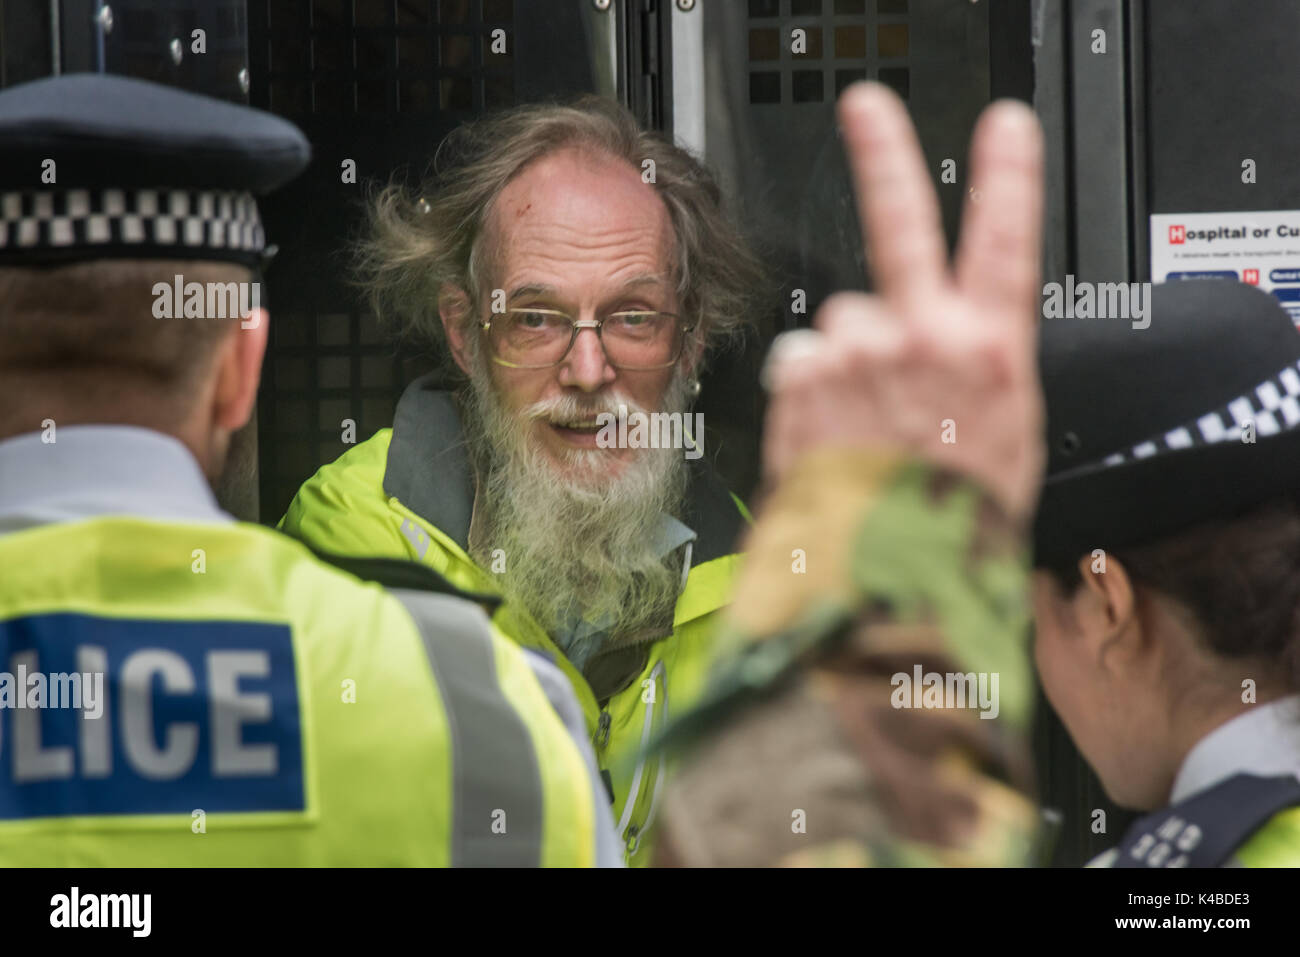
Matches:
[615,659,666,850]
[596,709,612,750]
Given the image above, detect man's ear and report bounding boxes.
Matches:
[1073,552,1142,667]
[440,287,474,377]
[682,328,706,379]
[212,308,269,433]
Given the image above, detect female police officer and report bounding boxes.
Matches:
[1033,278,1300,867]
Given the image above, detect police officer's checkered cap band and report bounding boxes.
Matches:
[1064,358,1300,477]
[0,188,264,255]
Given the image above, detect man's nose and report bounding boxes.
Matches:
[558,322,616,391]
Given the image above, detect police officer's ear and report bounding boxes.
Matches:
[1072,552,1145,670]
[211,308,270,434]
[439,286,474,377]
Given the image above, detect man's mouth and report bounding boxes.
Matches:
[549,417,604,435]
[545,415,615,450]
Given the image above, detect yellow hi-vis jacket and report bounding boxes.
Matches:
[280,377,748,865]
[0,514,608,866]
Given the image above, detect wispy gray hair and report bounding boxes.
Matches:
[353,95,768,374]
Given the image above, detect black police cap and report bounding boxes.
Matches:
[0,73,310,268]
[1034,280,1300,566]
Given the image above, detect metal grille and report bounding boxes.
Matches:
[746,0,910,108]
[671,0,989,499]
[247,0,599,523]
[697,0,987,331]
[717,0,976,333]
[262,0,514,117]
[252,0,522,520]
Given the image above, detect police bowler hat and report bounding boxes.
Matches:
[1033,279,1300,566]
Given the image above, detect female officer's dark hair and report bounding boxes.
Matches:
[1044,493,1300,695]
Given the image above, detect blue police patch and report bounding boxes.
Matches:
[0,613,303,820]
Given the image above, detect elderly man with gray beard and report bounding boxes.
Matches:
[279,96,766,866]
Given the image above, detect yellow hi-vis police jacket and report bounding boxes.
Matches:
[280,376,749,865]
[1090,694,1300,868]
[0,426,618,866]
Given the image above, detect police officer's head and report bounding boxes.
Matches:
[1029,280,1300,810]
[0,258,264,475]
[0,74,308,477]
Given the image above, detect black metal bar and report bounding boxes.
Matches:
[990,0,1034,103]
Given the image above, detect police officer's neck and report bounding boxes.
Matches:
[0,392,229,481]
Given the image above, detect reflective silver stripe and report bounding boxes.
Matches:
[399,518,431,560]
[521,650,624,868]
[393,589,544,867]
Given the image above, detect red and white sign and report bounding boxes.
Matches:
[1150,210,1300,325]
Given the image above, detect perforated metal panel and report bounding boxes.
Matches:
[663,0,993,503]
[260,0,515,116]
[745,0,911,107]
[247,0,602,522]
[693,0,989,329]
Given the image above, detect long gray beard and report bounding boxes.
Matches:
[460,364,691,642]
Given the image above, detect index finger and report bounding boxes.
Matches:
[837,82,949,306]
